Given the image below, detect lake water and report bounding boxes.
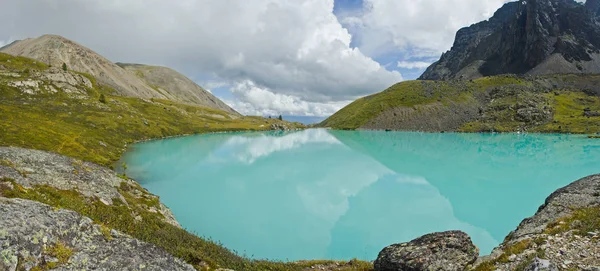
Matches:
[120,129,600,261]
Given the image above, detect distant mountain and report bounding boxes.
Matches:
[420,0,600,80]
[280,116,326,125]
[117,63,238,115]
[1,35,238,114]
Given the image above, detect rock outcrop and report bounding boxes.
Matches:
[374,231,478,271]
[420,0,600,80]
[524,258,559,271]
[0,197,195,271]
[371,174,600,271]
[0,147,180,227]
[3,66,93,97]
[473,174,600,270]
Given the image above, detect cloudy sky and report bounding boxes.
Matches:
[1,0,517,117]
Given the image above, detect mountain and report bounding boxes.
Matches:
[420,0,600,80]
[1,35,160,97]
[117,63,238,115]
[0,35,238,114]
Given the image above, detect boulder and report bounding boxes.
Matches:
[0,197,195,271]
[524,258,558,271]
[270,123,289,131]
[374,231,478,271]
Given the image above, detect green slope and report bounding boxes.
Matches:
[320,75,600,134]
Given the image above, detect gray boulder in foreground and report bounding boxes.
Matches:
[0,197,195,271]
[374,230,478,271]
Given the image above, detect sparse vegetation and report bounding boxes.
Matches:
[46,241,74,267]
[62,62,67,71]
[0,159,28,177]
[0,53,49,71]
[473,239,537,271]
[545,206,600,236]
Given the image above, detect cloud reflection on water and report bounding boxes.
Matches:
[121,129,508,260]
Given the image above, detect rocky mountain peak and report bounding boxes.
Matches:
[420,0,600,80]
[586,0,600,15]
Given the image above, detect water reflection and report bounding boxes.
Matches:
[120,129,600,261]
[325,173,496,260]
[328,130,600,247]
[212,129,341,164]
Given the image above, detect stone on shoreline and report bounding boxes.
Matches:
[374,231,478,271]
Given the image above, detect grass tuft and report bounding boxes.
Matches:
[545,206,600,236]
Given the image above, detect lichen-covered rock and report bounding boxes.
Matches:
[40,67,93,89]
[524,258,558,271]
[374,231,478,271]
[0,146,180,227]
[270,123,290,131]
[0,197,195,271]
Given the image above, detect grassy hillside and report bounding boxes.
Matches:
[0,53,302,167]
[320,75,600,133]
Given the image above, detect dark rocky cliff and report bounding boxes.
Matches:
[420,0,600,80]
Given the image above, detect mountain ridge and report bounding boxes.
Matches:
[0,34,238,114]
[117,63,239,115]
[420,0,600,80]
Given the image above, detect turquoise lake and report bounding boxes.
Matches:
[120,129,600,261]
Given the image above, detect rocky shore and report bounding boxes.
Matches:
[0,198,195,271]
[371,174,600,271]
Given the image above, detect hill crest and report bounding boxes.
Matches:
[1,34,238,114]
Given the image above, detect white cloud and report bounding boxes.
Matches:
[225,80,350,116]
[397,60,433,69]
[0,0,402,116]
[344,0,587,60]
[342,0,512,58]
